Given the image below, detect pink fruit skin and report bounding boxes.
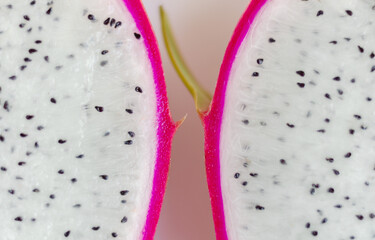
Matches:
[202,1,267,239]
[123,1,176,239]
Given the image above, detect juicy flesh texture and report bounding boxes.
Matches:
[0,0,157,239]
[220,0,375,239]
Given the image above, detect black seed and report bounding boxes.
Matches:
[317,129,325,133]
[15,216,23,222]
[333,76,340,81]
[345,10,353,16]
[368,97,373,101]
[256,58,263,64]
[124,140,133,145]
[101,50,108,55]
[46,7,52,15]
[128,131,135,138]
[286,123,295,128]
[110,18,116,27]
[95,106,104,112]
[297,82,305,88]
[268,38,275,43]
[115,21,122,28]
[330,40,337,44]
[71,178,77,183]
[349,129,355,135]
[335,204,342,208]
[361,125,368,130]
[242,181,248,186]
[134,33,141,39]
[328,188,335,193]
[125,109,133,114]
[9,75,17,80]
[353,114,361,120]
[121,200,127,204]
[88,14,95,21]
[30,1,36,5]
[37,126,44,131]
[255,205,265,210]
[120,190,129,196]
[280,159,287,165]
[345,152,352,158]
[250,173,258,177]
[356,215,364,220]
[112,232,118,238]
[242,119,249,125]
[100,61,108,66]
[20,65,27,71]
[311,231,318,236]
[371,66,375,72]
[1,166,7,171]
[321,218,327,224]
[92,226,100,231]
[370,52,375,59]
[369,213,375,219]
[296,70,305,77]
[44,56,49,62]
[50,98,57,104]
[19,23,25,28]
[18,162,26,166]
[49,194,55,199]
[29,48,37,54]
[252,72,259,77]
[345,196,350,200]
[316,10,323,16]
[333,169,340,175]
[35,40,42,44]
[58,139,66,144]
[58,170,64,174]
[20,133,28,138]
[24,57,32,62]
[234,173,240,178]
[99,175,108,180]
[26,115,34,120]
[351,78,356,83]
[135,86,143,93]
[305,222,310,228]
[33,188,40,193]
[337,89,343,95]
[324,93,331,99]
[358,45,364,53]
[73,204,81,208]
[4,101,10,111]
[312,183,320,188]
[121,216,128,223]
[8,189,15,194]
[34,142,39,148]
[76,154,84,159]
[104,18,110,25]
[0,135,4,142]
[64,231,70,237]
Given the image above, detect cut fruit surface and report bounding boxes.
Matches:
[208,0,375,239]
[0,0,175,239]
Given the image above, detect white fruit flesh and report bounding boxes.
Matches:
[0,1,156,239]
[221,0,375,239]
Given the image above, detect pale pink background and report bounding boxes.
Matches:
[142,1,250,239]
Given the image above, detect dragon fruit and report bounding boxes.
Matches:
[0,0,176,239]
[162,0,375,239]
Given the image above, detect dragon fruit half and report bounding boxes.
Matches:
[0,0,176,239]
[162,0,375,239]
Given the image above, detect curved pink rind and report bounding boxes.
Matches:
[203,1,268,239]
[123,1,176,239]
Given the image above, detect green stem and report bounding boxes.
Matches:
[160,6,212,115]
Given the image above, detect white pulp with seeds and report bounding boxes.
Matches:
[221,0,375,239]
[0,0,158,239]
